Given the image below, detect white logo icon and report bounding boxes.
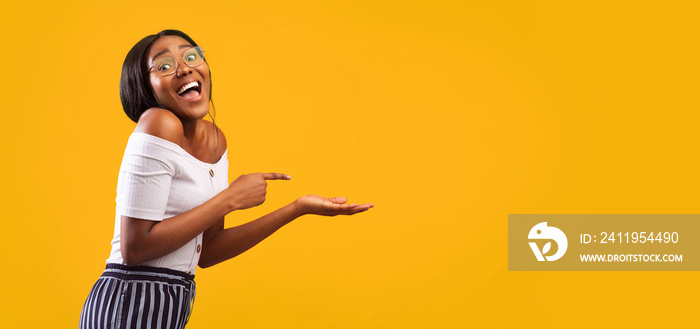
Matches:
[528,222,567,261]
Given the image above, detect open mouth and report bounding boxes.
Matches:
[177,81,202,99]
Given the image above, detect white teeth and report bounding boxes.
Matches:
[177,81,199,95]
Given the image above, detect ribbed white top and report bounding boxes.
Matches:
[106,132,229,274]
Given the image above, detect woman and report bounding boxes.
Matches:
[79,29,373,329]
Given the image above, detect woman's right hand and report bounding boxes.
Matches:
[227,173,291,210]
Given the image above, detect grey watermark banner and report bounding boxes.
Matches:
[508,214,700,271]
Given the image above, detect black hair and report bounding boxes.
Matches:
[119,29,214,123]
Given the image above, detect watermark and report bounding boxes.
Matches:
[508,215,698,271]
[528,222,567,262]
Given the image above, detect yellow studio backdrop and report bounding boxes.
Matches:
[1,0,699,327]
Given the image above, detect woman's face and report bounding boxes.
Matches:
[147,35,211,121]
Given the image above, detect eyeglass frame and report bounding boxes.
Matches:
[147,46,206,76]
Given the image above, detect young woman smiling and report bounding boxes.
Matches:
[79,29,373,329]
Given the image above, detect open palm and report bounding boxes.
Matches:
[295,195,373,216]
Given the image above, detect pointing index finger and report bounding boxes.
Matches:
[263,173,291,180]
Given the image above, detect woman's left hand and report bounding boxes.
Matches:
[294,195,373,217]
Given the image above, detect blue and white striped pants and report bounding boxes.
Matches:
[79,264,196,329]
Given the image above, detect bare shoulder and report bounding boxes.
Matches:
[134,108,185,146]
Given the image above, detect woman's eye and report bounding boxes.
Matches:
[186,54,197,61]
[158,63,172,71]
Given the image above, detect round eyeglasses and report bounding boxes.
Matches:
[148,46,205,76]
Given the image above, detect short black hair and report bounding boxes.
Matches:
[119,29,212,123]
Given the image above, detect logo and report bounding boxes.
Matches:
[528,222,567,261]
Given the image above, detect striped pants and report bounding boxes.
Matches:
[79,264,196,329]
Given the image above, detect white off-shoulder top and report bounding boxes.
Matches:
[106,132,229,274]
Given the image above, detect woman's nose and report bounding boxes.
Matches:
[175,59,193,77]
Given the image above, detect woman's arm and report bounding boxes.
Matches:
[121,190,232,266]
[198,195,373,268]
[121,171,289,266]
[197,203,300,268]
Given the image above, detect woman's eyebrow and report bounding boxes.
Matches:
[152,45,194,60]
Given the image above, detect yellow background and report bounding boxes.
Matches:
[2,0,699,327]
